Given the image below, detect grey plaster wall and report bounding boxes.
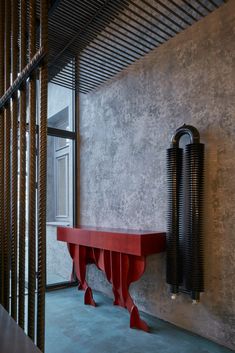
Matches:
[78,2,235,349]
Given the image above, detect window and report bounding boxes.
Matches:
[46,83,76,286]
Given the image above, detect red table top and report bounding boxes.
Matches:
[57,226,166,256]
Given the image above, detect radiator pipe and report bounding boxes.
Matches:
[171,123,200,147]
[167,124,204,302]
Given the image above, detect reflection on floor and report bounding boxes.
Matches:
[45,288,232,353]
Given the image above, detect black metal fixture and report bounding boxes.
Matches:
[45,0,226,93]
[167,124,204,303]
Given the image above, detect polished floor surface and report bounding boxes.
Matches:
[45,287,232,353]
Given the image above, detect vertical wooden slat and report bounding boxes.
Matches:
[37,0,48,350]
[11,0,19,322]
[4,0,11,313]
[0,0,5,307]
[18,0,27,329]
[28,0,37,340]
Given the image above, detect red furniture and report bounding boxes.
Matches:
[57,226,166,332]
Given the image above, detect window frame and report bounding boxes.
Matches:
[45,90,78,290]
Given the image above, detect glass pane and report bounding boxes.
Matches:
[46,135,74,285]
[16,132,30,294]
[56,154,68,217]
[47,82,74,131]
[55,136,69,151]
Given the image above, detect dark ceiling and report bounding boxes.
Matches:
[46,0,226,94]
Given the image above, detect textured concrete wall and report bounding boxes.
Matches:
[78,2,235,349]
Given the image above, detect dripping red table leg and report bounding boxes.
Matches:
[71,244,96,306]
[103,251,149,332]
[120,253,149,332]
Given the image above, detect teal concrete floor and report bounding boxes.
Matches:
[45,287,232,353]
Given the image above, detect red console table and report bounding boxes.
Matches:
[57,226,166,332]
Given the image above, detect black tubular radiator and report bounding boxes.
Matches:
[166,124,204,303]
